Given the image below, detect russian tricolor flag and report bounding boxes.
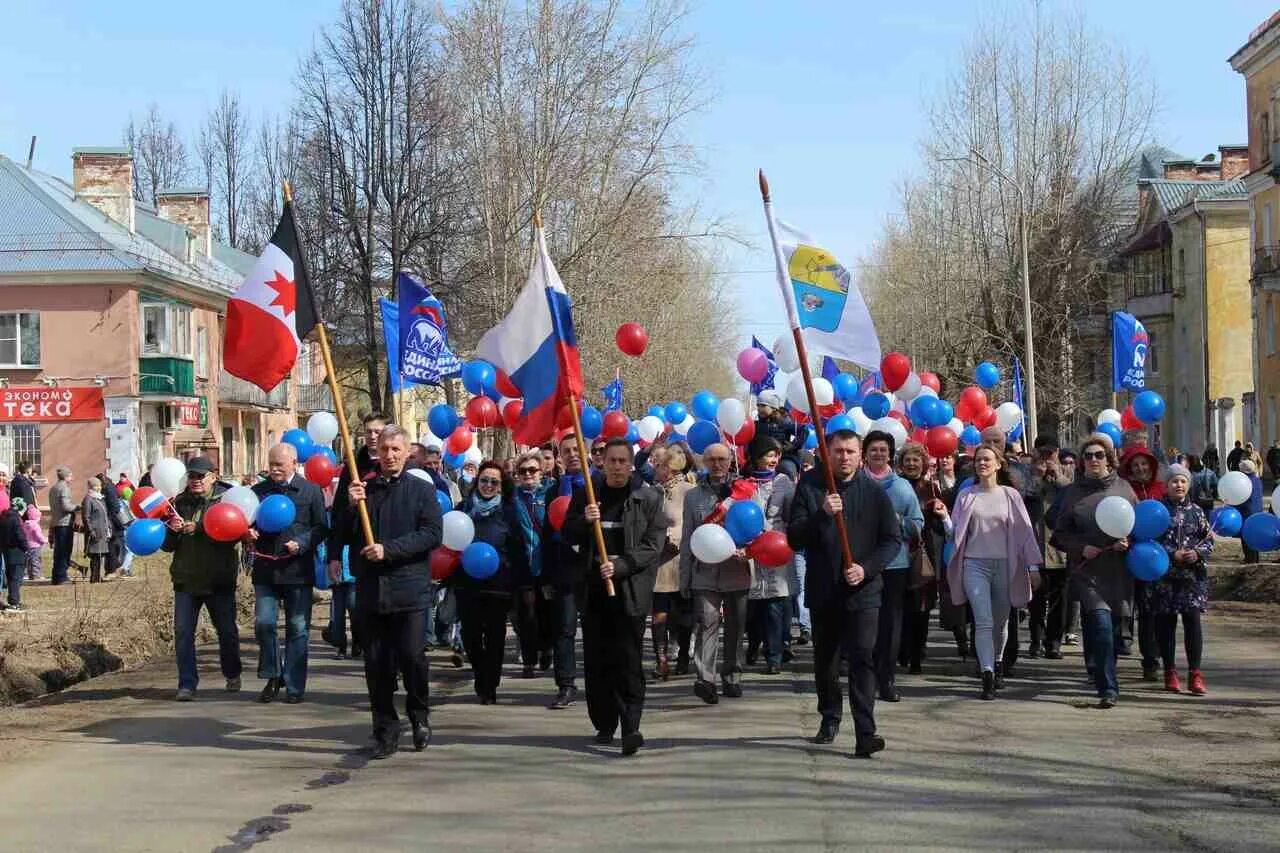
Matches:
[476,225,584,447]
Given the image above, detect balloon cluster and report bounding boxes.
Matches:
[1090,494,1172,581]
[688,495,793,570]
[1093,390,1166,447]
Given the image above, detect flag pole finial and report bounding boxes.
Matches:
[758,170,770,202]
[282,180,294,204]
[533,210,543,229]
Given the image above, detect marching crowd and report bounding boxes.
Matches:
[148,393,1225,761]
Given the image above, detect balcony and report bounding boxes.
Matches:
[218,373,289,410]
[1254,245,1280,281]
[297,382,334,414]
[139,356,195,397]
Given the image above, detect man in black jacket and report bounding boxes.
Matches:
[343,425,443,759]
[562,438,667,756]
[247,443,327,704]
[544,432,589,709]
[788,430,900,758]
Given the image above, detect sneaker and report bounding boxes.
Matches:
[176,688,195,702]
[1141,662,1159,682]
[722,682,743,699]
[1163,668,1181,693]
[781,648,795,664]
[450,650,465,668]
[1099,693,1118,709]
[1043,649,1064,660]
[797,628,811,646]
[225,677,241,693]
[6,604,25,614]
[549,686,578,709]
[1063,633,1079,646]
[766,662,781,675]
[1188,669,1207,695]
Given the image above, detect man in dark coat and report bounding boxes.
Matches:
[343,425,443,759]
[562,437,667,757]
[543,432,589,709]
[247,443,327,704]
[788,429,901,758]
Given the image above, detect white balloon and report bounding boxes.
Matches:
[690,523,736,564]
[995,402,1023,433]
[637,415,664,443]
[406,468,433,483]
[1219,470,1253,506]
[785,374,834,415]
[1097,408,1122,428]
[221,485,260,525]
[897,372,922,401]
[870,416,908,450]
[917,386,939,399]
[947,417,965,436]
[716,399,747,435]
[677,414,696,434]
[421,433,444,451]
[1094,495,1136,540]
[152,457,188,499]
[441,510,476,551]
[306,411,340,445]
[464,444,483,465]
[849,406,873,435]
[772,335,800,372]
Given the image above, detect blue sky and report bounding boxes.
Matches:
[1,0,1273,352]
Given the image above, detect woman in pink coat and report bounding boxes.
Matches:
[937,445,1042,699]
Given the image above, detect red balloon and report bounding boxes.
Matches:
[889,410,911,427]
[1120,404,1142,431]
[818,401,843,420]
[447,427,474,455]
[880,352,912,391]
[791,409,810,425]
[958,386,988,420]
[925,426,959,458]
[734,418,756,445]
[602,410,630,439]
[548,495,572,531]
[502,400,524,429]
[975,405,997,429]
[430,547,461,581]
[747,530,794,568]
[615,322,649,357]
[918,371,941,393]
[304,453,338,486]
[911,427,928,445]
[128,486,172,520]
[203,502,248,542]
[735,444,748,467]
[466,396,500,428]
[494,368,521,399]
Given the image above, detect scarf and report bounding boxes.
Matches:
[468,493,502,518]
[750,469,777,483]
[514,485,546,577]
[866,465,892,482]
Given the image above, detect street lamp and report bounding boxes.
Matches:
[939,149,1038,443]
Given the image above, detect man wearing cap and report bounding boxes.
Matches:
[161,456,243,701]
[247,443,328,704]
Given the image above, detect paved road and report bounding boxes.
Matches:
[1,612,1278,852]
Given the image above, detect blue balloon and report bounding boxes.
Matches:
[647,404,666,420]
[690,390,720,422]
[665,401,688,424]
[941,540,955,567]
[960,425,982,447]
[1131,499,1171,541]
[443,450,465,469]
[257,494,297,534]
[825,413,855,435]
[687,420,721,454]
[1210,506,1243,537]
[931,399,955,428]
[803,426,818,450]
[957,476,975,493]
[125,518,167,556]
[1242,512,1280,553]
[833,373,859,404]
[1133,390,1166,424]
[428,404,459,440]
[625,423,640,444]
[1096,422,1123,447]
[436,488,454,514]
[975,361,1001,389]
[579,405,603,440]
[668,432,686,444]
[462,541,500,580]
[863,392,890,419]
[282,428,314,462]
[461,360,495,396]
[724,500,765,547]
[1126,541,1169,582]
[909,396,940,428]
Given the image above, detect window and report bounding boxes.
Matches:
[1148,330,1159,375]
[196,326,209,377]
[0,312,40,367]
[222,426,235,474]
[1264,113,1272,156]
[140,301,192,357]
[1177,248,1185,293]
[1269,297,1277,356]
[0,424,40,474]
[1265,204,1274,253]
[245,427,258,475]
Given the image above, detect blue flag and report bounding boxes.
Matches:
[821,356,840,383]
[379,298,412,394]
[1111,311,1148,392]
[602,377,623,412]
[750,336,779,395]
[1009,357,1025,444]
[398,273,461,386]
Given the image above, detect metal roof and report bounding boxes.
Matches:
[1144,178,1247,214]
[0,154,253,297]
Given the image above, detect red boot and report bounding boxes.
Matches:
[1163,668,1181,692]
[1188,669,1207,695]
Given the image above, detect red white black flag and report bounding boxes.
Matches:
[223,204,320,392]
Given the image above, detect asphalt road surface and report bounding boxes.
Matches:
[1,611,1278,852]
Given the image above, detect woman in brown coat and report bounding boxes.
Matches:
[649,442,696,679]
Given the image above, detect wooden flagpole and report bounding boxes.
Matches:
[758,171,855,575]
[283,181,375,548]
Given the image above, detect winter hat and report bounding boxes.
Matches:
[1165,463,1190,485]
[10,497,25,515]
[757,390,785,410]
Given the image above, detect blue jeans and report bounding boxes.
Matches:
[4,549,24,606]
[174,590,242,691]
[790,551,810,632]
[761,597,790,666]
[423,581,439,646]
[254,584,312,696]
[1084,608,1120,698]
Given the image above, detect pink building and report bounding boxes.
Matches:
[0,146,330,503]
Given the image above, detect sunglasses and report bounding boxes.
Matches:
[477,477,502,486]
[1082,451,1107,461]
[517,467,540,476]
[591,447,606,455]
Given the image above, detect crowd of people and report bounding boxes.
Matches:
[145,395,1232,761]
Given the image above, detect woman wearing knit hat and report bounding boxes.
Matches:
[1148,464,1212,695]
[744,434,795,675]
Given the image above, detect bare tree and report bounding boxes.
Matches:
[123,104,191,205]
[198,89,252,248]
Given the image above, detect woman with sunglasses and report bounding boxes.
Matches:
[511,450,553,678]
[455,460,529,704]
[1054,434,1137,708]
[648,442,697,679]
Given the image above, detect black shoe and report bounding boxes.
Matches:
[522,664,536,679]
[539,651,552,671]
[258,678,281,704]
[371,737,400,760]
[283,694,304,705]
[620,732,644,756]
[766,662,781,675]
[854,735,886,757]
[549,685,578,709]
[411,719,432,751]
[993,664,1006,690]
[450,651,465,668]
[797,628,811,646]
[350,645,363,659]
[980,671,996,700]
[1028,646,1042,659]
[1142,662,1160,682]
[1118,641,1133,657]
[675,656,690,676]
[813,718,840,744]
[594,731,614,745]
[1099,693,1118,709]
[878,688,901,702]
[694,680,719,705]
[745,649,759,666]
[335,650,348,660]
[908,663,922,675]
[1043,649,1063,660]
[781,648,795,663]
[722,682,743,699]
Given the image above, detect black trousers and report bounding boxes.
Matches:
[458,590,510,699]
[813,599,879,740]
[581,589,645,738]
[512,587,540,668]
[873,570,907,692]
[1002,608,1021,669]
[1029,569,1067,653]
[1133,581,1159,668]
[362,608,430,738]
[550,584,578,689]
[1155,610,1203,670]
